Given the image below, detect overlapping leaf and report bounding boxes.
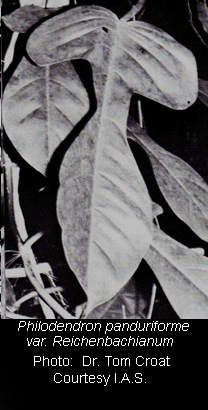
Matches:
[127,116,208,241]
[56,113,153,316]
[145,227,208,318]
[3,57,89,175]
[27,5,197,109]
[24,5,198,314]
[86,276,148,319]
[2,6,54,33]
[87,200,162,319]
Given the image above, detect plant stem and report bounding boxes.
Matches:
[6,160,56,318]
[147,283,157,319]
[1,230,6,319]
[138,100,143,128]
[14,286,63,309]
[1,149,6,319]
[6,262,52,278]
[3,32,19,73]
[122,304,127,319]
[121,0,146,22]
[0,309,38,320]
[5,158,60,318]
[18,240,75,319]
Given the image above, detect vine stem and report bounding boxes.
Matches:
[138,100,143,128]
[6,263,53,278]
[0,309,37,320]
[147,283,157,319]
[18,240,74,319]
[3,32,19,73]
[1,153,6,318]
[5,159,55,318]
[14,286,63,310]
[121,0,146,22]
[135,100,158,319]
[4,156,74,319]
[122,304,127,319]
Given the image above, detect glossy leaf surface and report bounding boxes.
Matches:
[128,116,208,241]
[145,227,208,318]
[3,58,89,175]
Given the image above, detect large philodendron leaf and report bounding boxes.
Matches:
[26,5,197,314]
[3,58,89,175]
[127,116,208,242]
[144,227,208,319]
[27,6,198,110]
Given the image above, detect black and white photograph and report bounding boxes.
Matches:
[1,0,208,320]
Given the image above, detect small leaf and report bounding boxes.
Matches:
[127,116,208,241]
[3,58,89,175]
[144,227,208,318]
[198,78,208,107]
[2,6,53,33]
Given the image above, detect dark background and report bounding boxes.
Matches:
[0,320,207,401]
[2,0,208,318]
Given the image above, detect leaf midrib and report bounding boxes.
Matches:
[86,26,127,280]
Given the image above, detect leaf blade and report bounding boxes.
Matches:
[145,227,208,319]
[2,58,89,175]
[2,6,53,33]
[127,116,208,241]
[27,5,198,109]
[23,5,198,312]
[57,115,153,315]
